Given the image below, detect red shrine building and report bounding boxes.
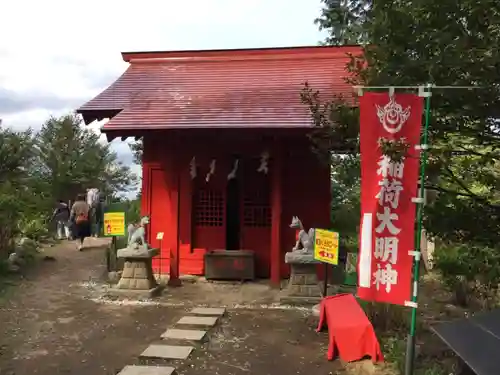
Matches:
[77,45,359,286]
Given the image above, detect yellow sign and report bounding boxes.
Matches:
[314,228,340,265]
[156,232,164,240]
[103,212,126,237]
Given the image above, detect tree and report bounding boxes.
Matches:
[34,114,138,203]
[315,0,371,45]
[0,128,35,184]
[0,127,37,255]
[330,154,360,234]
[0,113,139,267]
[129,138,143,165]
[303,0,500,247]
[128,138,143,199]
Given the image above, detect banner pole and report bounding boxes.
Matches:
[405,84,432,375]
[323,263,328,297]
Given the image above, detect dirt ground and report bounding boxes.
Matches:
[0,239,345,375]
[178,309,342,375]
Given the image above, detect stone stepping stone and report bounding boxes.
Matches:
[161,328,206,341]
[190,307,226,316]
[176,316,218,327]
[117,365,176,375]
[140,344,193,360]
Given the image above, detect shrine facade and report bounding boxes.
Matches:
[77,45,359,285]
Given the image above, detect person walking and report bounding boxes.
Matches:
[87,187,100,237]
[93,194,105,237]
[50,199,70,240]
[70,194,91,251]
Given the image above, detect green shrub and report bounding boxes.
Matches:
[0,192,23,260]
[381,335,407,372]
[18,216,49,241]
[434,242,500,307]
[106,198,141,226]
[340,235,358,254]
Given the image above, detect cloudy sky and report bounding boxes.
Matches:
[0,0,326,195]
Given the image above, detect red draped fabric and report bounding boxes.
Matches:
[317,294,384,363]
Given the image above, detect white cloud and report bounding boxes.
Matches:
[0,0,326,196]
[1,108,69,130]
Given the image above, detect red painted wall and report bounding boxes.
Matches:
[141,130,331,279]
[280,141,332,280]
[142,138,178,274]
[149,168,171,273]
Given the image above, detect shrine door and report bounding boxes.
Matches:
[240,159,271,278]
[191,162,226,255]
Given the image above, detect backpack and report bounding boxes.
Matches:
[53,203,70,220]
[75,212,88,224]
[58,203,70,216]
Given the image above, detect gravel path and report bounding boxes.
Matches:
[0,238,346,375]
[0,238,182,375]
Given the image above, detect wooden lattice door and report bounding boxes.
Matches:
[195,189,224,228]
[192,176,226,252]
[240,159,271,278]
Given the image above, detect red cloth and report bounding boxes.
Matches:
[316,293,384,363]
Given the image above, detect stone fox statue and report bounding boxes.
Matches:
[290,216,314,253]
[127,215,150,248]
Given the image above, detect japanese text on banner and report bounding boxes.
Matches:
[357,93,423,306]
[373,156,404,293]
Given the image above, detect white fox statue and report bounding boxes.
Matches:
[127,215,150,248]
[289,216,314,253]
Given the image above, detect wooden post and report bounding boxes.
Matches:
[106,237,112,272]
[270,144,282,287]
[168,160,182,287]
[323,263,328,297]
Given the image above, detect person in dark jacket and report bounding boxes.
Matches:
[50,200,70,240]
[92,195,105,237]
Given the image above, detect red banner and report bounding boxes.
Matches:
[357,92,423,306]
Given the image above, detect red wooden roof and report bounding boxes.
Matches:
[77,45,361,132]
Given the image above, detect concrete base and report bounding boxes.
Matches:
[115,248,161,294]
[107,284,165,298]
[176,316,218,327]
[161,328,206,342]
[140,344,193,360]
[117,365,176,375]
[284,251,319,264]
[279,253,322,305]
[190,307,226,316]
[117,247,160,259]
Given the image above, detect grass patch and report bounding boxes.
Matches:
[354,275,467,374]
[377,332,455,375]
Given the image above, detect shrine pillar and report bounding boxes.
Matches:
[270,144,283,286]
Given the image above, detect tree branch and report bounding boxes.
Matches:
[425,184,500,210]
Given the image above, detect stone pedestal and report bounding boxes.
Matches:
[279,251,322,305]
[109,247,164,298]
